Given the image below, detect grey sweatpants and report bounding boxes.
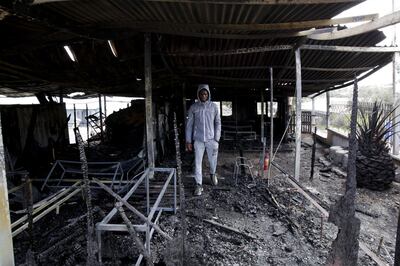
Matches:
[194,139,219,185]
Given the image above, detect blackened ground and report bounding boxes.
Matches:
[12,135,398,265]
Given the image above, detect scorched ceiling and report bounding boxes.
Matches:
[0,0,394,97]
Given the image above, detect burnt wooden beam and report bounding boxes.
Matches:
[144,33,155,172]
[184,73,350,84]
[134,27,333,40]
[75,14,376,32]
[166,45,292,56]
[268,67,274,182]
[177,65,372,72]
[165,44,399,57]
[310,11,400,40]
[302,44,400,52]
[294,48,302,181]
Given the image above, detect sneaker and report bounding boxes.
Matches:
[194,184,203,196]
[211,174,218,186]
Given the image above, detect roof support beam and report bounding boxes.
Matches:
[91,14,377,31]
[166,45,292,56]
[309,10,400,40]
[179,65,372,72]
[166,44,400,57]
[32,0,363,5]
[185,73,349,84]
[134,27,333,39]
[302,44,400,52]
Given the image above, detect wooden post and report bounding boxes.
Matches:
[182,83,187,126]
[395,207,400,266]
[103,95,107,118]
[261,89,265,143]
[73,104,77,129]
[311,96,316,129]
[145,33,155,172]
[261,90,265,179]
[0,114,15,266]
[393,52,400,155]
[268,67,274,181]
[310,126,317,180]
[294,48,302,181]
[86,104,89,143]
[326,91,330,130]
[59,89,63,103]
[98,94,104,141]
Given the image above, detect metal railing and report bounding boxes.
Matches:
[41,158,144,191]
[95,167,177,265]
[11,181,82,237]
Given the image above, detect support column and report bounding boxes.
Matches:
[73,104,77,129]
[86,104,89,142]
[59,89,63,103]
[326,91,330,130]
[261,90,265,179]
[182,83,187,125]
[98,94,104,141]
[311,97,316,129]
[145,33,155,171]
[103,95,107,118]
[0,114,15,266]
[268,67,274,181]
[294,48,302,181]
[393,52,400,155]
[261,90,265,143]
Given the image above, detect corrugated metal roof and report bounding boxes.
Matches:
[0,0,394,97]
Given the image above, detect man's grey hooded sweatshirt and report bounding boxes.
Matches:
[185,85,221,143]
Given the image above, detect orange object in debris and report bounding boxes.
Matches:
[264,154,269,171]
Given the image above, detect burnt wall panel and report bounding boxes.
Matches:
[0,103,69,176]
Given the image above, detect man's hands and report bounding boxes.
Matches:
[186,142,193,152]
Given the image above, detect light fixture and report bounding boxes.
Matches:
[67,92,85,98]
[63,45,77,62]
[107,40,118,57]
[136,77,142,81]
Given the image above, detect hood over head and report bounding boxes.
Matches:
[197,84,211,102]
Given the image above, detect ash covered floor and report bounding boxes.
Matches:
[12,136,399,265]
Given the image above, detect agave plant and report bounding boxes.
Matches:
[356,102,397,191]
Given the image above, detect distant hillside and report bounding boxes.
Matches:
[330,83,393,104]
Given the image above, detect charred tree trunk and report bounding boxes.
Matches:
[395,207,400,266]
[74,128,97,265]
[325,79,360,266]
[173,112,187,266]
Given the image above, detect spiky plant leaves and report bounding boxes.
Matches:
[356,102,397,190]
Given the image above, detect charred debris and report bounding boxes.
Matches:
[1,90,397,266]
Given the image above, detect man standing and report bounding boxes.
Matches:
[186,84,221,196]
